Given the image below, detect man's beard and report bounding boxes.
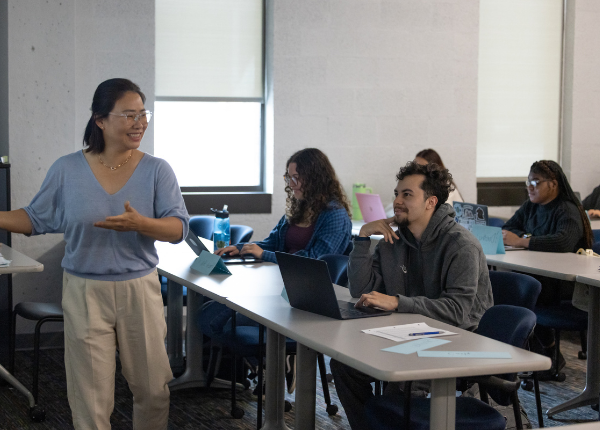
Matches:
[394,209,409,228]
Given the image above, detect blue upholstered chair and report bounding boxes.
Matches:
[488,217,506,228]
[318,254,349,287]
[161,220,254,306]
[365,305,537,430]
[209,254,350,422]
[488,270,541,311]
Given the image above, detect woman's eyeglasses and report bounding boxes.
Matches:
[283,174,299,186]
[108,110,152,125]
[525,179,548,188]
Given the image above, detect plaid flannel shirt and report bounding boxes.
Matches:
[236,202,352,263]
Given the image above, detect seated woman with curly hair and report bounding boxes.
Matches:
[198,147,352,337]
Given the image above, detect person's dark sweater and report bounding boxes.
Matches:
[503,197,585,253]
[582,185,600,211]
[348,203,493,331]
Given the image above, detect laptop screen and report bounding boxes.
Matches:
[453,201,488,231]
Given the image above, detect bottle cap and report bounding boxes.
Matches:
[211,207,229,218]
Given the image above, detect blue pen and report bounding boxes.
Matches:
[408,331,441,336]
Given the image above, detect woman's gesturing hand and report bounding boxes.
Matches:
[94,201,143,232]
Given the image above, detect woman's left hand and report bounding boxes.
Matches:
[239,243,264,259]
[94,201,143,232]
[502,229,529,248]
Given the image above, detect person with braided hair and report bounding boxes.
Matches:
[502,160,593,252]
[502,160,593,378]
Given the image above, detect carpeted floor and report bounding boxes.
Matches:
[1,331,598,429]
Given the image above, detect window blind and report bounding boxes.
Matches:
[156,0,264,99]
[477,0,564,178]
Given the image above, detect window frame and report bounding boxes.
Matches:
[154,0,269,213]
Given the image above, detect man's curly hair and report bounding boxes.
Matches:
[285,148,351,225]
[396,161,454,210]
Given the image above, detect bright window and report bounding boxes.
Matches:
[155,0,264,191]
[477,0,564,178]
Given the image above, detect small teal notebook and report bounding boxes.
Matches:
[190,251,232,275]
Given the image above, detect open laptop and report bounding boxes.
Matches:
[356,193,387,223]
[275,252,392,320]
[184,230,263,265]
[453,201,488,231]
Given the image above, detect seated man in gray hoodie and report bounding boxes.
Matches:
[330,161,493,430]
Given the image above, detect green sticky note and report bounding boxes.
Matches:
[281,287,290,303]
[190,251,232,275]
[470,225,505,255]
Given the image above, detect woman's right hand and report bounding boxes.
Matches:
[588,209,600,218]
[214,245,240,257]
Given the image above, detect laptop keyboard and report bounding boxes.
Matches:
[339,307,368,318]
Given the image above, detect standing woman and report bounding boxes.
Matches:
[0,79,189,429]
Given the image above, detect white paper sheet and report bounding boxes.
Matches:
[362,322,456,342]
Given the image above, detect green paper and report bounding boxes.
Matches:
[190,251,232,275]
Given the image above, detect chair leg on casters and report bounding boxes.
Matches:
[256,325,264,430]
[533,372,544,428]
[230,311,244,419]
[317,353,338,415]
[511,391,523,430]
[9,310,17,374]
[33,320,43,403]
[579,330,588,360]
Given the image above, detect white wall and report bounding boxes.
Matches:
[6,0,600,335]
[563,0,600,199]
[232,0,481,239]
[8,0,154,333]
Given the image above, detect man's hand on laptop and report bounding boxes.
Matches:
[355,291,398,311]
[358,217,399,243]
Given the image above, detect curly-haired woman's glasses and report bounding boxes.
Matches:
[283,173,299,186]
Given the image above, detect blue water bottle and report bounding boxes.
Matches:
[211,205,230,251]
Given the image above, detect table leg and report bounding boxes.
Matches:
[166,279,184,372]
[295,343,316,430]
[0,274,12,368]
[262,328,290,430]
[547,286,600,417]
[430,378,456,430]
[169,288,209,390]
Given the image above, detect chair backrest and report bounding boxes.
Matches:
[318,254,349,287]
[488,270,541,311]
[593,229,600,244]
[189,215,214,240]
[488,217,505,228]
[476,305,537,405]
[230,225,254,245]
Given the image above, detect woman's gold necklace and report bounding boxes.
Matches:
[98,152,133,171]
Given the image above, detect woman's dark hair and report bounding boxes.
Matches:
[531,160,593,248]
[83,78,146,153]
[284,148,351,225]
[397,161,453,210]
[415,148,460,190]
[415,148,446,169]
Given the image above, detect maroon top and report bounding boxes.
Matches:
[285,223,316,254]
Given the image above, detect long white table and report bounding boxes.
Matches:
[486,250,600,418]
[0,244,44,417]
[156,241,285,391]
[226,291,550,430]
